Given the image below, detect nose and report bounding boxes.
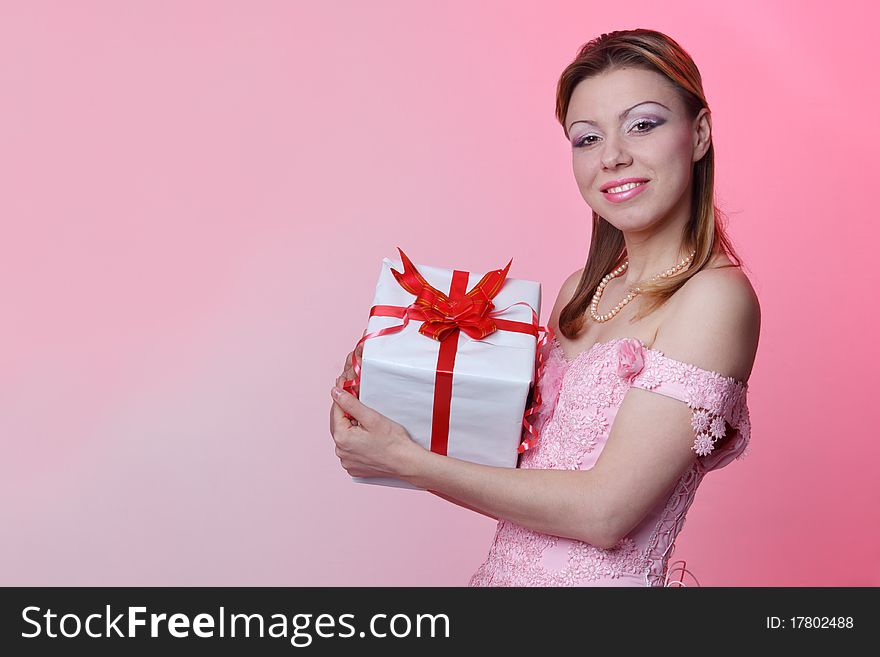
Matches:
[600,134,631,169]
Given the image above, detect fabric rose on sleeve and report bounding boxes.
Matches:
[616,338,645,383]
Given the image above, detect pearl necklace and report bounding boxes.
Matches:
[590,250,696,323]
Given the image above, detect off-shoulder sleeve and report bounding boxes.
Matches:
[626,345,752,473]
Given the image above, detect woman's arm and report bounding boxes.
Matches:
[427,490,498,520]
[400,449,616,547]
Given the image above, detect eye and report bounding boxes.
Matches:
[573,119,660,148]
[631,119,658,133]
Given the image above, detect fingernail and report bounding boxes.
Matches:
[331,386,341,399]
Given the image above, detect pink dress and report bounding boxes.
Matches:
[468,333,752,587]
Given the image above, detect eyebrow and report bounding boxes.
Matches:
[567,100,671,133]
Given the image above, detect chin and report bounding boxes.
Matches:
[599,211,653,231]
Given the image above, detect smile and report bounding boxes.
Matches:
[602,180,649,203]
[605,181,645,194]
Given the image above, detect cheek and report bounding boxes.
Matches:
[666,131,697,170]
[571,156,599,188]
[641,135,693,186]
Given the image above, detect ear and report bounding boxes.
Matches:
[692,108,712,163]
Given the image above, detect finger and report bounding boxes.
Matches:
[334,376,358,408]
[330,395,355,435]
[339,354,359,386]
[336,373,358,406]
[335,398,359,426]
[341,351,354,373]
[330,381,360,433]
[331,386,380,428]
[342,348,361,374]
[330,399,340,435]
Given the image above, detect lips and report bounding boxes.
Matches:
[600,177,649,193]
[601,179,650,203]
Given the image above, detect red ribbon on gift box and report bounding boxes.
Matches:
[341,247,550,456]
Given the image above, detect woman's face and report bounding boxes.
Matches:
[565,67,710,234]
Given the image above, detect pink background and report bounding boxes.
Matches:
[2,1,877,586]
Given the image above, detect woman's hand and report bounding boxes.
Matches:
[329,384,424,480]
[330,342,424,480]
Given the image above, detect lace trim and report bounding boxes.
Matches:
[662,543,702,587]
[468,519,647,587]
[628,346,752,469]
[468,466,707,588]
[642,462,706,586]
[551,334,751,469]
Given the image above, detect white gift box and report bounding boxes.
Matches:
[352,253,542,490]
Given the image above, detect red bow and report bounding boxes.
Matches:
[389,247,512,342]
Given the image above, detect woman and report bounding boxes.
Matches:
[329,29,760,586]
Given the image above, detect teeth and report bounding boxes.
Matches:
[606,181,645,194]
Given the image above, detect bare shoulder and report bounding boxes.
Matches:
[548,267,585,335]
[653,265,761,382]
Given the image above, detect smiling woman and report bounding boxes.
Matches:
[329,28,760,587]
[471,29,758,586]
